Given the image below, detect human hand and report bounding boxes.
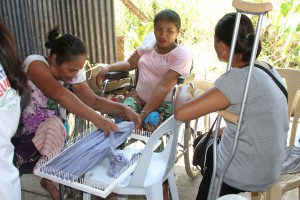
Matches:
[95,66,109,89]
[94,115,118,136]
[135,111,148,131]
[123,107,141,128]
[135,118,144,131]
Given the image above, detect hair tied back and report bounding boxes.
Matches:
[55,34,62,40]
[246,33,254,40]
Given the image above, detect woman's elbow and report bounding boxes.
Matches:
[174,111,181,121]
[174,107,185,121]
[51,90,70,106]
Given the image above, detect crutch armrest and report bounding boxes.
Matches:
[232,0,272,13]
[105,71,129,80]
[177,73,195,85]
[219,110,239,125]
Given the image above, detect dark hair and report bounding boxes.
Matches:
[154,9,181,29]
[215,12,261,62]
[0,22,27,95]
[45,26,86,65]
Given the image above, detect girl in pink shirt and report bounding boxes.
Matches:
[96,9,192,132]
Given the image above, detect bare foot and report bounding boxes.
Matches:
[40,178,60,200]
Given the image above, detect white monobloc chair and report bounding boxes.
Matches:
[217,194,247,200]
[83,115,182,200]
[251,68,300,200]
[262,68,300,200]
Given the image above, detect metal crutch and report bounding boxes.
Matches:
[207,0,273,199]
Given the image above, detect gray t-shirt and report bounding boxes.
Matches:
[214,66,289,191]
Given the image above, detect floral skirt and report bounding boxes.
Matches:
[122,91,172,132]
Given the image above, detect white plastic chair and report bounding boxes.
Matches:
[251,68,300,200]
[277,69,300,146]
[83,115,182,200]
[217,194,247,200]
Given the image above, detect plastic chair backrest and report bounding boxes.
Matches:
[128,115,181,187]
[277,68,300,146]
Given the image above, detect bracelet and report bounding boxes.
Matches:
[140,110,149,115]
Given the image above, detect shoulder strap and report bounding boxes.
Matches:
[195,116,218,155]
[254,62,288,102]
[205,116,218,139]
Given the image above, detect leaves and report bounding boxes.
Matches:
[115,0,299,69]
[261,0,300,69]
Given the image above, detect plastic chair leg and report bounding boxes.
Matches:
[264,186,282,200]
[145,183,164,200]
[250,192,261,200]
[167,172,179,200]
[59,184,65,200]
[263,191,272,200]
[117,194,128,200]
[82,192,91,200]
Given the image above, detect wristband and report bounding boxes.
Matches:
[140,110,149,115]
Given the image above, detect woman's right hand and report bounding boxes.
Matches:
[95,66,109,89]
[135,113,146,130]
[94,115,118,136]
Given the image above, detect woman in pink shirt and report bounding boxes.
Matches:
[96,9,192,132]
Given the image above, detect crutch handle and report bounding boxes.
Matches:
[219,110,239,125]
[232,0,272,13]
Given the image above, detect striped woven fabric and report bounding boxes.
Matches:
[43,121,134,179]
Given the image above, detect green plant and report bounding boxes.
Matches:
[128,22,154,48]
[114,0,218,51]
[261,0,300,69]
[115,0,299,71]
[114,0,157,51]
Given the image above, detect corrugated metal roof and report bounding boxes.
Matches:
[0,0,116,64]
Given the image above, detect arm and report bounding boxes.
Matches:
[27,60,118,135]
[72,81,141,127]
[138,47,192,126]
[174,84,230,122]
[96,50,140,89]
[139,70,179,123]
